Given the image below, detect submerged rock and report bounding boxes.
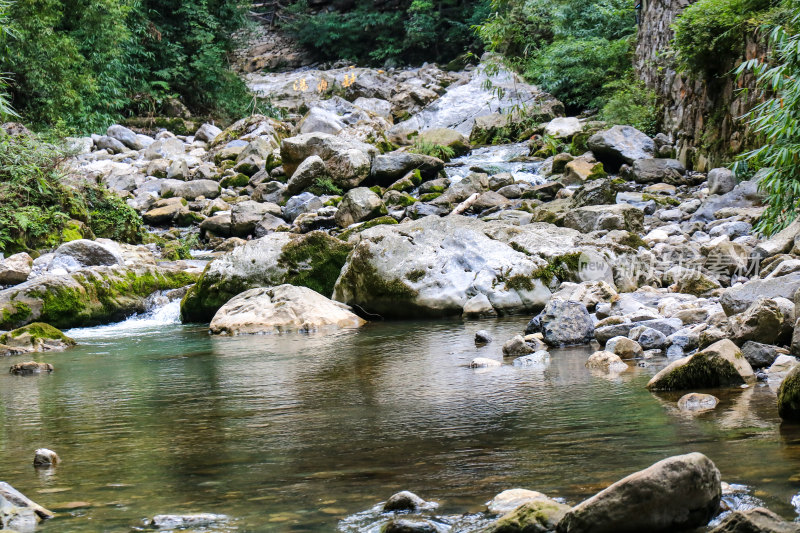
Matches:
[149,513,228,529]
[470,357,502,368]
[209,285,365,336]
[677,393,719,412]
[586,351,628,373]
[381,518,443,533]
[556,453,721,533]
[486,489,553,515]
[9,361,54,375]
[475,330,493,345]
[646,340,754,391]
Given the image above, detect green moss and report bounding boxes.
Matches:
[323,196,343,207]
[531,252,583,284]
[337,216,398,241]
[386,192,417,207]
[277,232,353,298]
[486,499,569,533]
[424,185,445,194]
[369,185,385,196]
[0,322,76,346]
[220,173,250,188]
[61,220,87,242]
[419,192,442,202]
[618,231,650,250]
[587,162,607,180]
[336,246,419,314]
[505,274,536,291]
[406,269,426,282]
[647,352,744,391]
[778,366,800,420]
[0,301,33,330]
[642,193,681,206]
[411,169,423,186]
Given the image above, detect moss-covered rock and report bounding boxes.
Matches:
[180,231,353,323]
[220,173,250,188]
[778,365,800,421]
[647,339,754,391]
[0,322,76,356]
[482,498,570,533]
[0,266,198,330]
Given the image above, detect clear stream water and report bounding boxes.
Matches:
[2,303,800,532]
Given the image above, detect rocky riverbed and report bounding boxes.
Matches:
[3,59,800,531]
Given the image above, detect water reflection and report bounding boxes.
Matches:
[0,317,799,531]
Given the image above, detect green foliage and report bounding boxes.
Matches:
[308,176,343,196]
[409,139,455,161]
[476,0,637,112]
[672,0,775,80]
[600,77,660,135]
[283,0,491,65]
[1,0,251,132]
[734,1,800,235]
[0,132,144,254]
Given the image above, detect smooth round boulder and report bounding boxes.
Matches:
[604,336,643,359]
[677,393,719,412]
[53,239,123,267]
[487,488,551,515]
[539,300,594,347]
[209,285,366,336]
[556,453,721,533]
[586,351,628,373]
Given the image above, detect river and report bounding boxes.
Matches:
[1,302,799,531]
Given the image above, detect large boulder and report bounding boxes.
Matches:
[370,152,444,186]
[180,232,352,322]
[281,132,378,190]
[53,239,123,268]
[720,273,800,315]
[483,496,571,533]
[230,201,282,237]
[646,339,754,391]
[209,285,365,335]
[545,117,582,139]
[332,215,613,319]
[0,253,33,286]
[691,180,764,223]
[106,124,144,150]
[0,481,54,530]
[417,128,471,157]
[334,187,387,227]
[539,300,594,347]
[563,204,644,234]
[587,125,655,170]
[556,453,721,533]
[729,298,791,345]
[626,158,685,184]
[286,154,326,196]
[707,168,736,195]
[0,265,197,330]
[162,179,221,200]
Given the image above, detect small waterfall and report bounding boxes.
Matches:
[445,143,544,184]
[65,292,183,340]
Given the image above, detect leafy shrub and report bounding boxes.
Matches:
[476,0,637,113]
[734,0,800,235]
[0,132,144,253]
[409,139,455,161]
[672,0,774,79]
[600,78,660,135]
[283,0,491,65]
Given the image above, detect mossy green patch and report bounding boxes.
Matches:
[778,366,800,421]
[505,274,536,291]
[419,192,442,202]
[220,173,250,188]
[647,352,745,391]
[531,252,583,284]
[337,216,398,241]
[484,499,570,533]
[0,322,75,346]
[618,231,649,250]
[406,269,426,282]
[278,231,352,297]
[0,301,33,330]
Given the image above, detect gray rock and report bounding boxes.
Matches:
[0,481,54,530]
[253,181,288,204]
[647,339,754,391]
[194,123,222,143]
[677,393,719,412]
[370,152,444,186]
[298,107,345,135]
[162,179,220,200]
[334,187,386,227]
[720,273,800,315]
[9,361,54,375]
[145,137,185,160]
[707,168,736,195]
[254,213,290,237]
[778,365,800,421]
[381,518,441,533]
[627,158,685,184]
[0,253,33,286]
[95,135,128,154]
[383,491,430,512]
[287,154,326,196]
[281,132,378,190]
[564,204,644,233]
[54,239,123,267]
[513,350,551,367]
[230,201,282,237]
[691,180,764,223]
[475,330,493,345]
[503,335,536,356]
[200,213,232,237]
[540,300,594,347]
[587,125,655,170]
[633,327,667,350]
[709,507,800,533]
[556,453,721,533]
[730,298,789,345]
[106,124,144,150]
[284,192,324,222]
[33,448,59,467]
